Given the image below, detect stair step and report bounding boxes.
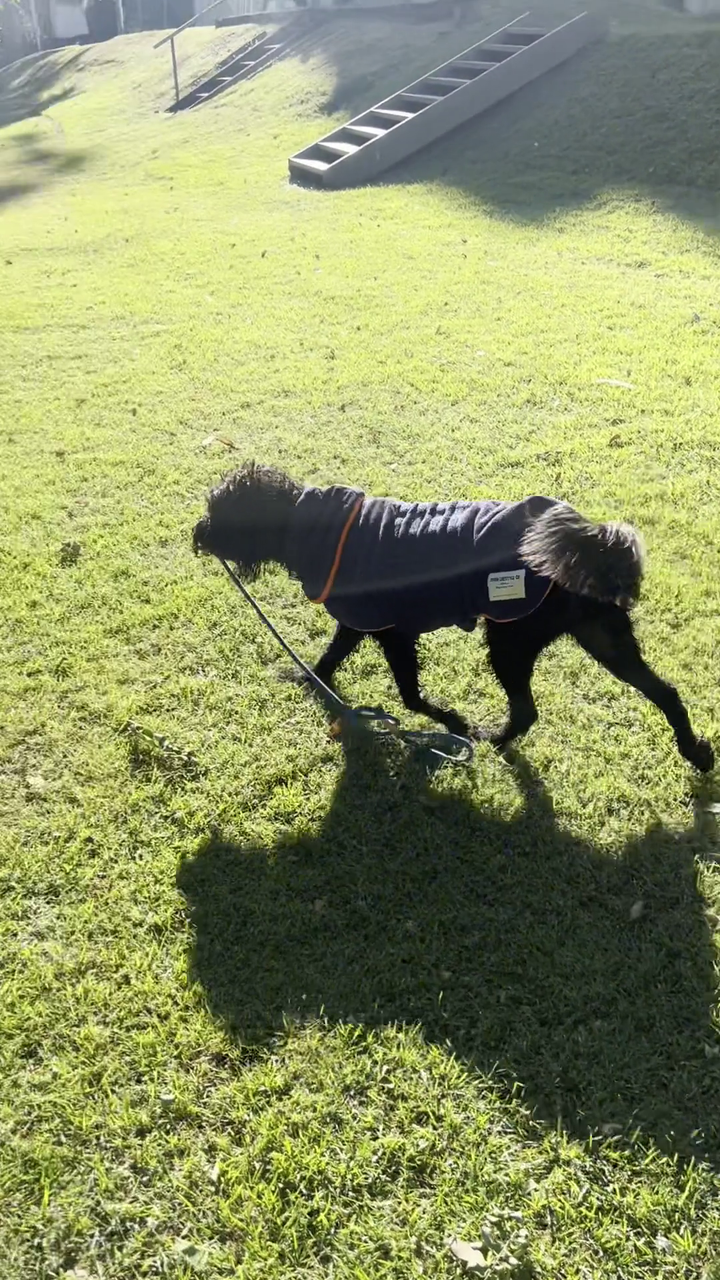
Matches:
[345,124,387,139]
[450,60,497,72]
[478,43,522,57]
[425,76,467,89]
[291,157,331,175]
[318,140,359,156]
[371,108,414,120]
[241,49,280,67]
[399,92,443,105]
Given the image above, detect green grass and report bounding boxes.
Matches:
[2,3,720,1276]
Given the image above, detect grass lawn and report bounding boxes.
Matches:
[2,1,720,1275]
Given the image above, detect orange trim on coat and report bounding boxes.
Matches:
[308,496,364,604]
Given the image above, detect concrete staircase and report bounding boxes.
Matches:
[288,11,606,188]
[171,29,283,111]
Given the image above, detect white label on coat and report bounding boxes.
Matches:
[487,569,526,602]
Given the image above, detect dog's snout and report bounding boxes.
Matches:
[192,515,211,554]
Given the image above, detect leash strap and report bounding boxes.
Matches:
[219,560,473,764]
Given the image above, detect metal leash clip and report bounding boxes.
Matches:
[338,707,474,764]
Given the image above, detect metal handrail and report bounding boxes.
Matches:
[153,0,229,50]
[154,0,233,105]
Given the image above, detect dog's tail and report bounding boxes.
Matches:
[519,503,644,608]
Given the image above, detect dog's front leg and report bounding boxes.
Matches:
[312,624,365,690]
[282,624,364,693]
[374,630,470,737]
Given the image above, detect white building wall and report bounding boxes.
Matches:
[50,0,90,36]
[684,0,720,14]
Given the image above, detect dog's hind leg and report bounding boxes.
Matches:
[374,630,470,737]
[312,624,365,690]
[571,603,714,772]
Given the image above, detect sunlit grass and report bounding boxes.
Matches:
[2,5,720,1276]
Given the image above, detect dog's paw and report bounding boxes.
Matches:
[467,724,493,743]
[441,714,472,739]
[689,738,715,773]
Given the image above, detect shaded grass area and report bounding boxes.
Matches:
[0,49,88,204]
[2,6,720,1278]
[0,50,81,128]
[389,27,720,231]
[179,741,720,1161]
[0,129,87,206]
[310,0,718,118]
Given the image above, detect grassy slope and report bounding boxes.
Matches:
[2,4,720,1276]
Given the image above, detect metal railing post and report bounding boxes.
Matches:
[171,34,180,105]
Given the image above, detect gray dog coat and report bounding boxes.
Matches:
[291,485,560,635]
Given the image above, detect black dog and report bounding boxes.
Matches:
[193,462,713,772]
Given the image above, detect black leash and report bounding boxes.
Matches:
[219,559,473,765]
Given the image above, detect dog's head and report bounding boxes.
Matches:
[193,462,301,578]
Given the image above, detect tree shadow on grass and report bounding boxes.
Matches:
[0,50,83,129]
[0,50,88,207]
[298,6,492,121]
[178,734,720,1167]
[333,28,720,239]
[0,130,87,207]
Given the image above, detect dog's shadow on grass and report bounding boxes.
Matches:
[177,738,720,1165]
